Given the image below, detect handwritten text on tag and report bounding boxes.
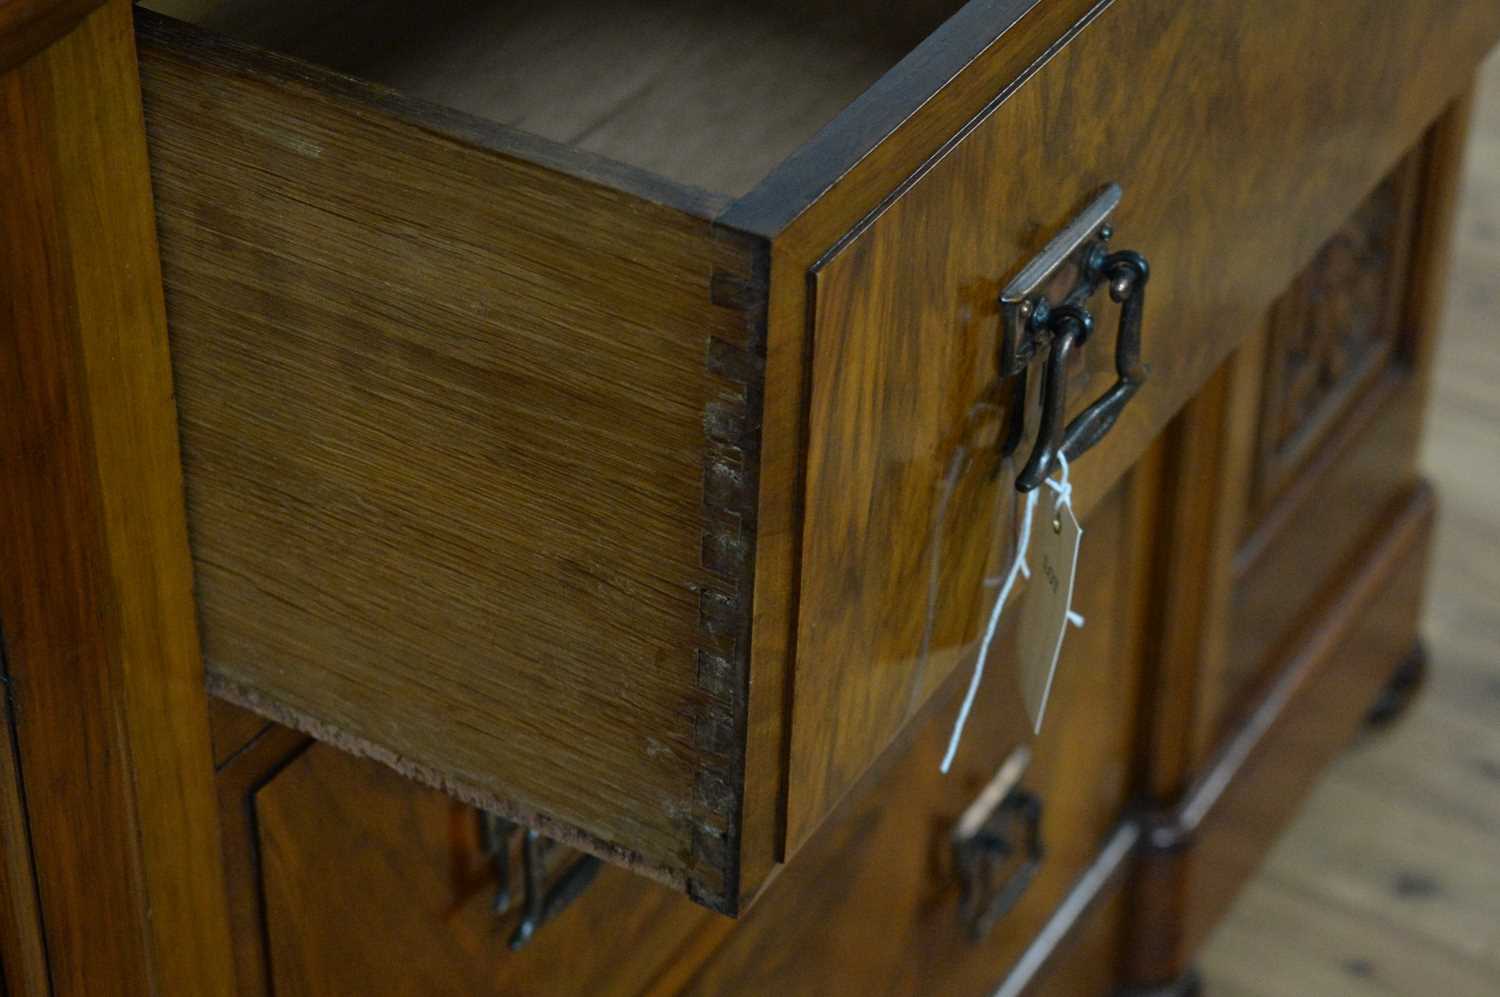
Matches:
[1016,493,1082,733]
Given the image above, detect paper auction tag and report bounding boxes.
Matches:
[1016,492,1082,733]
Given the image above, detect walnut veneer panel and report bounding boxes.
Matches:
[255,744,715,997]
[1218,136,1442,754]
[687,472,1149,996]
[785,0,1500,849]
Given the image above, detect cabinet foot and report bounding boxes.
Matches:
[1116,969,1202,997]
[1364,640,1429,730]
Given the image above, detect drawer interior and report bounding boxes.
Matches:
[142,0,964,198]
[132,0,1050,918]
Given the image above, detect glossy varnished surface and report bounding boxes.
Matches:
[1120,92,1476,988]
[687,473,1150,995]
[1214,152,1427,755]
[1131,486,1436,980]
[253,745,717,997]
[0,0,102,70]
[0,2,233,991]
[783,0,1500,852]
[129,0,1500,924]
[1203,57,1500,995]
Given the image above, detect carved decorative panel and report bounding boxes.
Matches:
[1249,156,1423,517]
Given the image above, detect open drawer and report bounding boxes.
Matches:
[135,0,1500,913]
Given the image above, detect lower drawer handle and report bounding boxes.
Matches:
[480,814,602,950]
[952,747,1045,940]
[999,184,1151,491]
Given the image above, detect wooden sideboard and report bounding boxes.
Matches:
[1,1,1495,993]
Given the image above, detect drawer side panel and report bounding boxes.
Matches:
[137,13,766,905]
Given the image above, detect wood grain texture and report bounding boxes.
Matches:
[0,1,234,992]
[151,0,944,199]
[0,0,102,70]
[133,0,1500,920]
[1250,162,1421,516]
[781,0,1500,851]
[0,673,47,997]
[1133,364,1247,804]
[212,723,311,996]
[1221,113,1469,758]
[1129,485,1436,985]
[221,470,1144,996]
[686,473,1149,996]
[1225,378,1429,743]
[208,696,274,769]
[136,10,768,911]
[738,0,1101,895]
[1203,62,1500,997]
[1119,92,1480,989]
[255,743,717,997]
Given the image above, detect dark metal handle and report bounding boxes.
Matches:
[479,814,602,951]
[509,830,601,951]
[1014,249,1149,490]
[998,185,1150,492]
[952,747,1045,940]
[954,791,1044,940]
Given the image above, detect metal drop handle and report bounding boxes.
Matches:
[998,184,1151,491]
[479,813,602,951]
[953,746,1045,940]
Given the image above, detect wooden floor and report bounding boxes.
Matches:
[1200,56,1500,996]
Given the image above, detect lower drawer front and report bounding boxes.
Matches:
[240,741,716,997]
[218,471,1148,996]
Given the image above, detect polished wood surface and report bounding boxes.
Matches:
[208,696,273,768]
[1218,149,1431,755]
[1131,486,1435,983]
[213,718,311,996]
[1203,55,1500,996]
[686,472,1150,996]
[202,466,1151,996]
[782,0,1500,853]
[137,9,766,909]
[738,0,1107,900]
[0,1,234,992]
[133,0,1175,915]
[1135,361,1250,804]
[130,0,1500,922]
[0,678,47,997]
[253,744,717,997]
[1247,162,1422,519]
[0,0,102,70]
[0,0,1491,990]
[1118,91,1476,990]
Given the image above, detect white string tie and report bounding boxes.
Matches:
[940,452,1077,773]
